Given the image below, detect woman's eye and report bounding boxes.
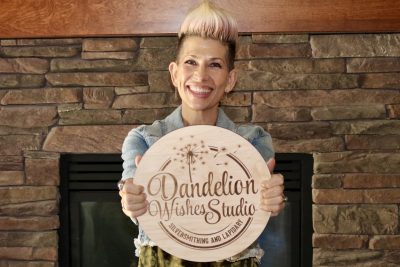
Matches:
[210,62,222,68]
[184,59,196,65]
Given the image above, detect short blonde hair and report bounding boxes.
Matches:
[177,0,238,70]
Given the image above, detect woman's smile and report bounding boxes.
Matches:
[186,84,213,98]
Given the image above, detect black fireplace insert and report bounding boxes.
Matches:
[59,153,312,267]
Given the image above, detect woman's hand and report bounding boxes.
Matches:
[260,158,286,217]
[119,155,148,219]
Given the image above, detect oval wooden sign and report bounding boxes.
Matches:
[135,125,271,262]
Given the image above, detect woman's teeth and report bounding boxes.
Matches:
[189,86,211,94]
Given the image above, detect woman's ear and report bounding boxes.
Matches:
[224,69,238,93]
[169,62,179,87]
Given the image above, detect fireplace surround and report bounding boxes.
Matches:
[0,33,399,266]
[59,153,312,267]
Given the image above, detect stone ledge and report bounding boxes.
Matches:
[43,125,136,153]
[370,235,400,250]
[0,247,57,261]
[313,234,368,249]
[313,189,400,204]
[313,204,398,235]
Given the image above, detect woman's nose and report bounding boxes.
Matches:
[193,65,209,81]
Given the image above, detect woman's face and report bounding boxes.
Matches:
[169,36,237,113]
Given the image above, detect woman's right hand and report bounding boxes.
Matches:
[119,155,148,219]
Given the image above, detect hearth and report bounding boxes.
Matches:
[59,153,312,267]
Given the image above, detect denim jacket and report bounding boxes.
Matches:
[121,105,274,262]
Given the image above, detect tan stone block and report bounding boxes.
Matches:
[220,92,251,106]
[237,43,311,59]
[343,174,400,189]
[313,234,368,249]
[312,59,346,73]
[83,87,114,109]
[140,37,177,48]
[50,58,133,72]
[252,105,311,122]
[122,108,175,124]
[0,200,58,216]
[133,47,176,70]
[363,189,400,203]
[2,46,79,57]
[220,107,250,123]
[312,174,343,189]
[236,72,358,90]
[361,73,400,89]
[112,93,178,109]
[238,36,252,46]
[46,72,147,87]
[0,216,59,231]
[0,58,49,74]
[0,171,24,186]
[0,126,48,136]
[0,106,57,128]
[0,186,58,205]
[332,120,400,135]
[247,59,313,73]
[267,122,332,140]
[311,34,400,58]
[346,135,400,150]
[1,39,17,46]
[32,247,57,261]
[0,260,56,267]
[0,231,57,247]
[43,125,135,153]
[311,105,386,121]
[81,51,136,60]
[0,74,45,88]
[0,135,41,155]
[115,86,149,95]
[17,38,82,46]
[313,204,398,234]
[1,88,81,105]
[148,71,174,92]
[388,104,400,119]
[0,156,23,171]
[0,247,32,260]
[313,248,384,266]
[59,110,122,125]
[253,89,400,108]
[83,38,139,52]
[313,189,364,203]
[370,235,400,249]
[25,158,59,186]
[347,58,400,73]
[384,251,400,265]
[314,151,400,174]
[0,246,57,261]
[273,137,344,153]
[252,34,309,43]
[57,103,82,113]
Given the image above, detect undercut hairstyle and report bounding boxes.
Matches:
[176,0,238,70]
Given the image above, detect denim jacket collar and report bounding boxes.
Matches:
[163,105,236,135]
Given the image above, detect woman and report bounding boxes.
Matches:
[119,1,286,266]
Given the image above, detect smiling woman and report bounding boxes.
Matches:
[0,0,400,38]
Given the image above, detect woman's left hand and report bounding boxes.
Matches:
[260,158,286,216]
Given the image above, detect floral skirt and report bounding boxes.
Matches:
[138,246,259,267]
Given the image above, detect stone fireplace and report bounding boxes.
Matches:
[0,34,400,266]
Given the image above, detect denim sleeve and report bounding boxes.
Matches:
[121,126,148,180]
[238,125,275,161]
[251,129,275,161]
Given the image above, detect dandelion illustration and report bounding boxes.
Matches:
[173,139,208,182]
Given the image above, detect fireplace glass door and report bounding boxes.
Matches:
[59,153,312,267]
